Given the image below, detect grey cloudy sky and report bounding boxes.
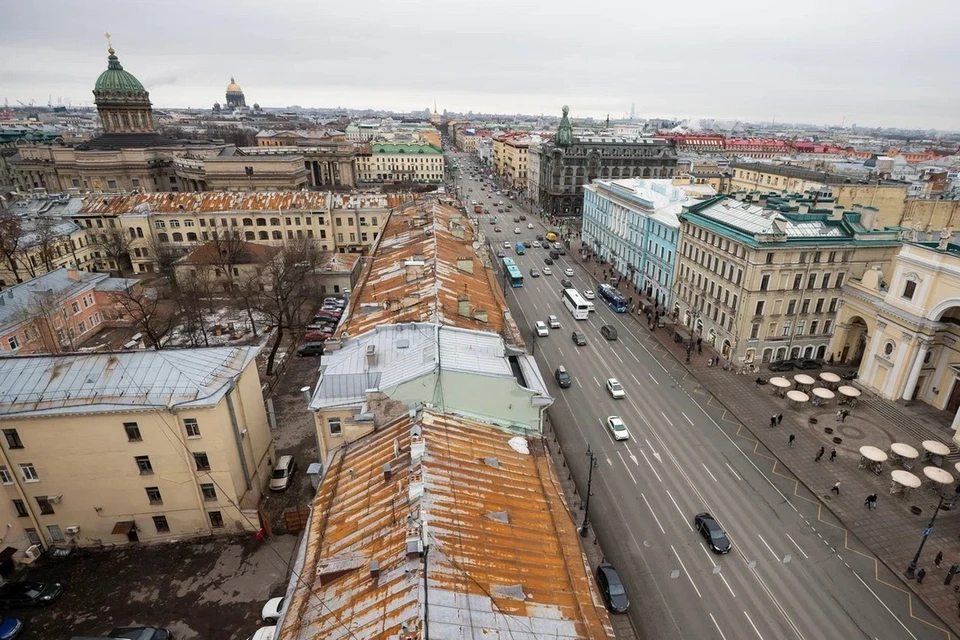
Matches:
[2,0,958,130]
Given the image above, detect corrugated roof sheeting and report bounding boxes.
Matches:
[0,347,257,417]
[341,199,509,339]
[79,191,333,215]
[278,409,613,640]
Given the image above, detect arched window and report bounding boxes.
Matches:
[128,228,136,239]
[256,218,267,226]
[270,218,280,226]
[258,231,268,240]
[245,231,255,240]
[761,348,773,363]
[158,233,169,243]
[172,232,183,242]
[272,230,282,239]
[137,227,144,238]
[187,232,198,241]
[242,218,253,226]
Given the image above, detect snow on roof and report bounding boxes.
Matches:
[278,408,615,640]
[0,347,258,418]
[0,269,127,330]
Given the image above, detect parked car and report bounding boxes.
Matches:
[535,321,549,337]
[606,378,625,399]
[261,596,285,624]
[247,627,276,640]
[555,366,572,388]
[269,455,298,491]
[108,627,172,640]
[694,512,731,554]
[0,582,62,608]
[303,330,331,342]
[572,330,587,346]
[606,416,629,441]
[297,342,325,357]
[600,325,618,341]
[768,359,795,372]
[0,618,22,640]
[795,358,823,370]
[596,563,630,613]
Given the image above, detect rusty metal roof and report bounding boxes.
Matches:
[340,199,511,340]
[278,408,614,640]
[76,191,410,216]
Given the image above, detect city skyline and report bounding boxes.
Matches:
[2,0,959,130]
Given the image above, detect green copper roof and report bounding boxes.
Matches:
[371,143,441,154]
[94,49,146,94]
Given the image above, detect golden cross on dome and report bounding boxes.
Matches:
[105,32,114,54]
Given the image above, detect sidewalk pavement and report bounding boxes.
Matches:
[570,239,960,636]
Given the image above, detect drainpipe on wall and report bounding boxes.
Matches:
[0,440,46,551]
[225,381,252,492]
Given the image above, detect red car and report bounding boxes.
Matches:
[494,226,502,233]
[304,330,331,341]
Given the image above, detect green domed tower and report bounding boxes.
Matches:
[92,37,155,134]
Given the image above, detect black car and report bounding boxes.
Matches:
[297,342,325,357]
[560,278,573,288]
[694,512,731,554]
[596,563,629,613]
[535,234,544,241]
[109,627,172,640]
[0,581,62,608]
[795,358,823,370]
[544,257,554,265]
[549,250,560,259]
[768,359,795,372]
[600,325,618,341]
[555,366,572,388]
[523,241,532,248]
[519,214,526,220]
[558,247,567,255]
[572,330,587,346]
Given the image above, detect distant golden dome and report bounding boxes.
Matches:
[226,77,242,93]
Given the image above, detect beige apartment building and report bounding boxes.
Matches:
[830,237,960,432]
[675,195,901,366]
[0,268,138,356]
[0,347,273,549]
[355,143,445,183]
[492,133,532,188]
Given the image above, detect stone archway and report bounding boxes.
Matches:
[840,315,869,365]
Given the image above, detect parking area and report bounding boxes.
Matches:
[7,533,297,639]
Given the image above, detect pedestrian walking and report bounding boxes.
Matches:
[917,568,927,584]
[815,446,825,462]
[756,377,762,389]
[870,493,878,509]
[836,409,843,422]
[864,495,872,508]
[788,434,796,447]
[697,337,702,347]
[697,343,703,355]
[777,413,784,425]
[841,410,849,422]
[830,448,837,462]
[936,551,944,567]
[831,480,841,495]
[770,415,777,428]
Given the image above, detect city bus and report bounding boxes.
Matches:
[506,264,524,288]
[561,288,589,320]
[502,257,516,268]
[515,241,525,255]
[597,283,629,313]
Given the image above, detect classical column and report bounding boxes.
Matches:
[901,338,931,401]
[951,402,960,432]
[884,333,914,398]
[864,320,888,386]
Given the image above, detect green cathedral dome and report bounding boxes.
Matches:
[94,48,146,95]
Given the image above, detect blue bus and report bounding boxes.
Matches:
[515,241,525,255]
[502,257,516,268]
[506,264,524,288]
[597,283,628,312]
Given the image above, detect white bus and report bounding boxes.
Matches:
[562,288,590,320]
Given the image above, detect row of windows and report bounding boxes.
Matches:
[753,297,839,317]
[750,318,835,339]
[758,271,845,292]
[14,512,225,541]
[3,419,200,452]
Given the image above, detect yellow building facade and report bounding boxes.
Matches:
[492,134,531,187]
[0,347,274,549]
[830,237,960,432]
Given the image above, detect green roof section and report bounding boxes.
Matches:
[371,143,441,155]
[93,48,146,95]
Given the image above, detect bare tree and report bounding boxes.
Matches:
[32,218,62,274]
[0,210,24,284]
[248,241,323,375]
[206,228,249,292]
[172,272,215,347]
[149,236,183,281]
[110,283,179,350]
[12,287,72,353]
[97,226,133,276]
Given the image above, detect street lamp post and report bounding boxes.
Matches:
[905,493,945,579]
[580,446,599,537]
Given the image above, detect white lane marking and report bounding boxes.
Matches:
[641,493,666,534]
[682,411,695,426]
[710,614,729,640]
[719,571,737,598]
[743,611,765,639]
[671,544,702,598]
[649,372,659,385]
[592,376,600,387]
[785,534,809,560]
[701,463,718,483]
[645,438,663,463]
[699,547,737,598]
[757,533,779,562]
[852,571,920,640]
[576,378,582,389]
[616,451,637,484]
[630,350,640,363]
[639,450,662,482]
[660,411,673,426]
[725,463,743,481]
[630,373,642,388]
[666,490,692,530]
[612,350,624,364]
[557,346,564,357]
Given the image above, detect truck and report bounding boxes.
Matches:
[474,204,483,214]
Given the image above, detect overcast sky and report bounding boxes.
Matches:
[2,0,958,130]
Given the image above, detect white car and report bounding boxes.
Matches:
[514,228,521,234]
[535,321,549,337]
[583,290,595,300]
[606,378,625,399]
[262,597,285,624]
[504,242,511,248]
[527,223,534,229]
[532,241,541,248]
[564,268,574,277]
[548,314,561,328]
[607,416,629,441]
[248,627,277,640]
[542,266,552,275]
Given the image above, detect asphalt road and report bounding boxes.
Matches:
[448,152,947,640]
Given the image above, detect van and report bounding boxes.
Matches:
[549,250,560,259]
[548,314,560,328]
[269,455,298,491]
[601,325,618,340]
[586,301,595,313]
[555,366,572,388]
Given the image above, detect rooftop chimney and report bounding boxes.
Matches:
[369,560,380,580]
[65,268,81,282]
[366,344,376,367]
[831,205,845,221]
[457,295,470,318]
[383,462,392,483]
[473,308,488,324]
